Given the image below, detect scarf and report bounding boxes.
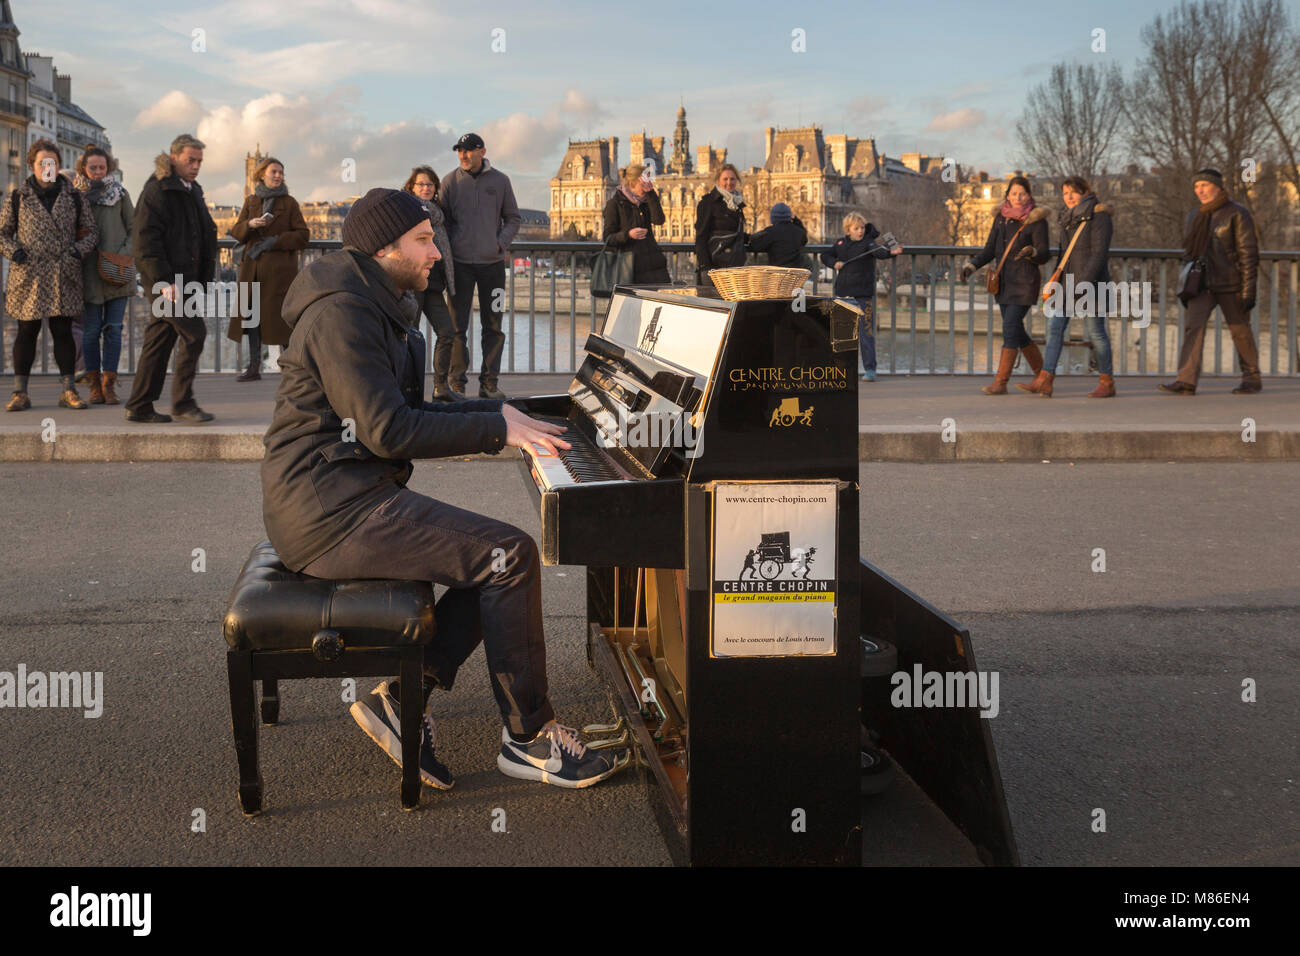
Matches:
[75,173,125,206]
[619,184,645,206]
[254,181,287,219]
[715,185,744,211]
[999,197,1034,221]
[1183,192,1229,260]
[28,173,64,213]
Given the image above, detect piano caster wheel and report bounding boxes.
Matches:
[860,745,895,796]
[860,635,897,678]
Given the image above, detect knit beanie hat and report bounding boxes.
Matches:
[1193,168,1225,190]
[342,188,430,255]
[770,202,793,223]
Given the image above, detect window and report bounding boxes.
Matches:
[982,187,991,199]
[799,185,807,203]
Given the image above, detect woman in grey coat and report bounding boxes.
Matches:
[75,146,135,404]
[403,166,461,400]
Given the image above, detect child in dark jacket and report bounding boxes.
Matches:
[747,203,808,267]
[820,212,901,380]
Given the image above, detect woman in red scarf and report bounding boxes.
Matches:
[960,176,1050,393]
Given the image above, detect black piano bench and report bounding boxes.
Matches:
[222,541,437,816]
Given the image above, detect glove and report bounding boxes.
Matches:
[10,247,27,265]
[1242,297,1255,313]
[70,246,82,260]
[1014,246,1036,261]
[959,263,975,282]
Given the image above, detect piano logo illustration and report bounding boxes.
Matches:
[769,397,814,428]
[740,532,817,581]
[638,306,663,354]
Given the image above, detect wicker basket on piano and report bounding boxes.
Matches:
[707,265,810,301]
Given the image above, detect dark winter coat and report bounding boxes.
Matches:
[134,153,217,301]
[78,179,135,305]
[970,207,1051,306]
[1182,200,1258,303]
[0,174,99,320]
[1054,194,1112,295]
[261,248,507,572]
[602,189,668,282]
[747,217,809,268]
[225,192,310,345]
[693,188,746,274]
[820,224,892,298]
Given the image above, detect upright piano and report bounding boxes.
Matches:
[511,284,864,866]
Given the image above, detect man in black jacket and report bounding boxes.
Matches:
[747,203,808,268]
[262,187,624,791]
[126,134,218,423]
[1160,168,1262,395]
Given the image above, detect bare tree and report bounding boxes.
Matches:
[1125,0,1300,244]
[1015,63,1127,181]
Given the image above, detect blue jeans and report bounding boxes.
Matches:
[1000,303,1031,349]
[81,298,127,373]
[1044,311,1113,375]
[853,297,875,372]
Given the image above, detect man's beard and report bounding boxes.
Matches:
[379,251,429,292]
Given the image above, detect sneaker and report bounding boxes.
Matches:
[860,370,876,382]
[5,391,30,412]
[350,680,454,790]
[497,720,627,789]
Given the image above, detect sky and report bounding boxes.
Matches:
[15,0,1271,210]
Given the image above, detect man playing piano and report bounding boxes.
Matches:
[261,187,625,790]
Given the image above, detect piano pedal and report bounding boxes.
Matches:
[582,716,627,737]
[586,727,630,750]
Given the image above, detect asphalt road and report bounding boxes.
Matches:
[0,459,1295,866]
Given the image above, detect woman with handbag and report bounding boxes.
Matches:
[226,157,309,381]
[693,163,747,289]
[960,176,1050,394]
[74,146,135,404]
[602,163,669,286]
[821,211,901,381]
[1,138,99,411]
[1018,176,1116,398]
[403,165,461,399]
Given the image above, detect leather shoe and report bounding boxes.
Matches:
[479,385,507,399]
[172,407,215,423]
[126,409,173,423]
[1232,379,1262,394]
[1157,381,1196,395]
[236,368,261,382]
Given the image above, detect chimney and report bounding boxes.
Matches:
[764,126,775,163]
[825,134,847,175]
[610,136,618,177]
[54,72,71,102]
[697,144,712,176]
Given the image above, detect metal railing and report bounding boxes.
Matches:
[2,240,1297,377]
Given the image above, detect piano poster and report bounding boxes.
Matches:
[710,481,838,658]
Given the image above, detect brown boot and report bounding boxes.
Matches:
[1020,341,1043,374]
[87,370,105,404]
[982,348,1017,394]
[101,370,120,405]
[59,388,88,410]
[1087,374,1116,398]
[1016,370,1054,397]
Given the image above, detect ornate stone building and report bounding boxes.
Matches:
[549,105,946,244]
[0,0,29,197]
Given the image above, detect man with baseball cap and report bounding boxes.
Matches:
[439,133,521,398]
[261,187,625,792]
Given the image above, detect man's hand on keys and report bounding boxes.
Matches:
[502,404,571,456]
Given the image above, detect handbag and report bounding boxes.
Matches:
[986,219,1030,297]
[591,240,635,299]
[707,229,746,267]
[1177,258,1205,305]
[1041,219,1089,301]
[97,250,136,287]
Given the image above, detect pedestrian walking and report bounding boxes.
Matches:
[960,176,1049,395]
[1018,177,1115,398]
[1,138,99,412]
[440,133,521,399]
[226,156,309,381]
[1159,168,1262,395]
[125,134,218,423]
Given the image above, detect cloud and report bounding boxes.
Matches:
[132,91,205,131]
[558,88,607,125]
[845,95,889,123]
[926,108,986,132]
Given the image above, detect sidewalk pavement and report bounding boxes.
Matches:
[0,372,1296,462]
